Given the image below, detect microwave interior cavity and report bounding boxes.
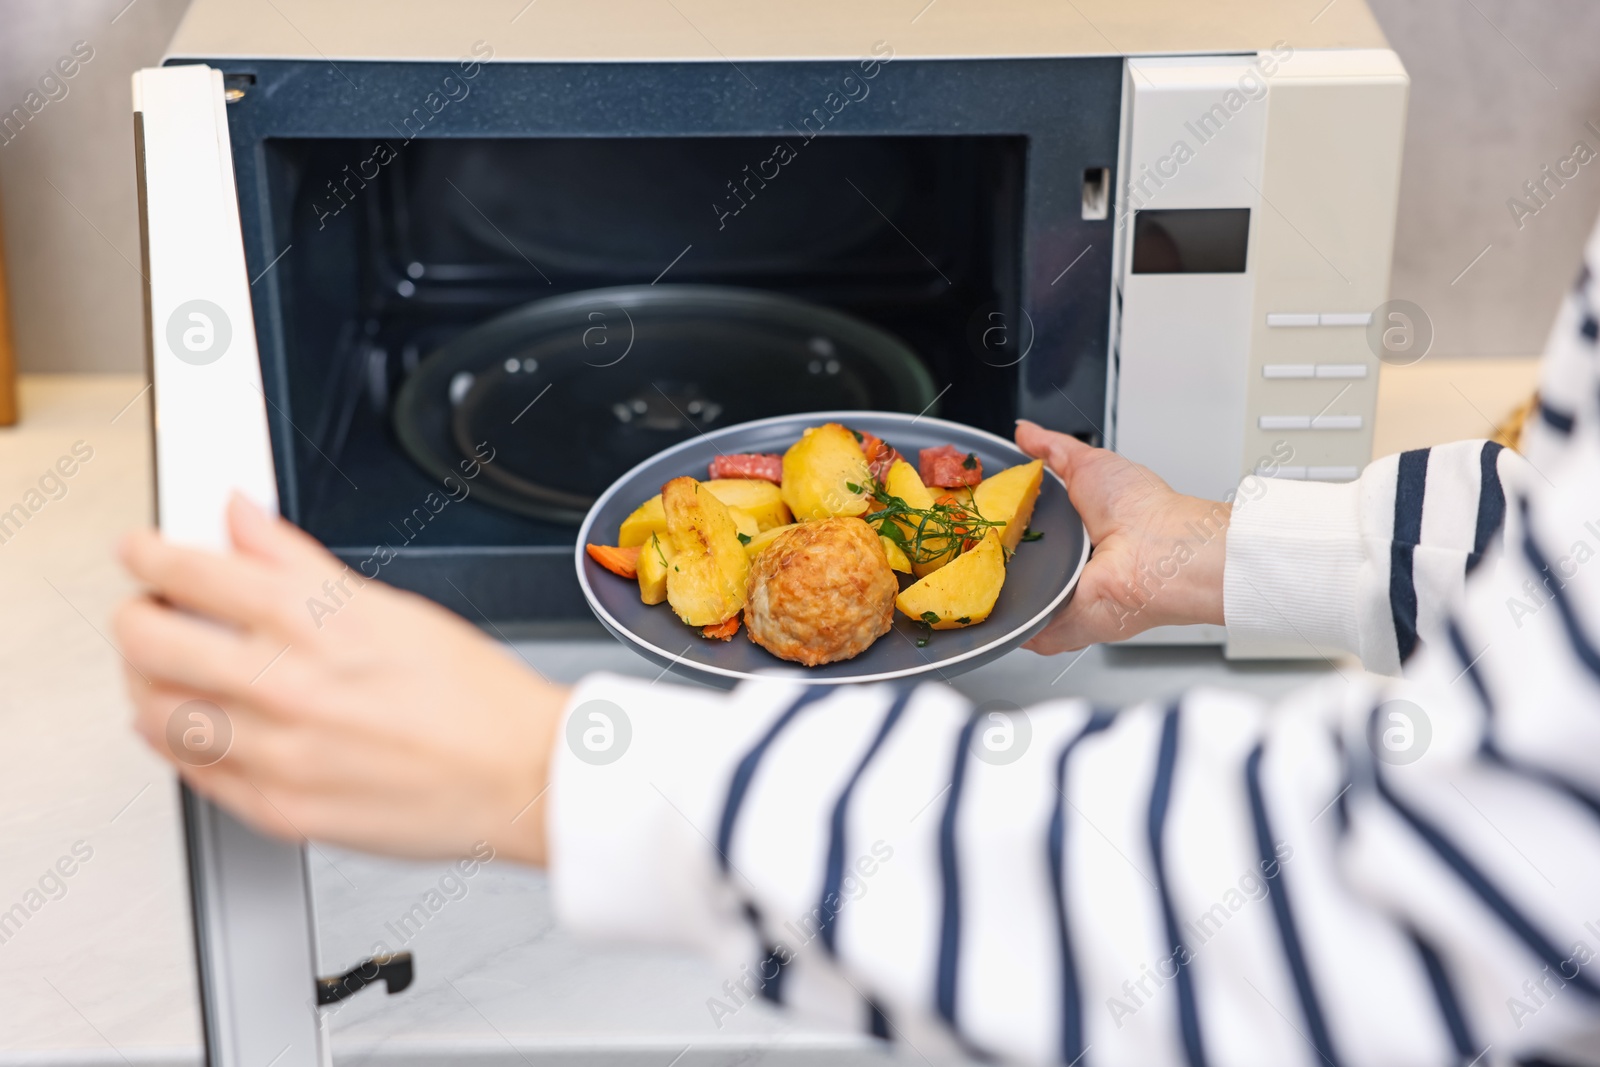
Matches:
[264,134,1026,541]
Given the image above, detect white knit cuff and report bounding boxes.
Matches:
[1224,478,1368,661]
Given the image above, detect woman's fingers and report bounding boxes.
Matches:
[1015,420,1122,524]
[226,493,343,573]
[119,498,347,635]
[124,671,213,751]
[124,670,360,803]
[1015,419,1090,474]
[123,671,272,773]
[115,594,284,697]
[118,527,302,632]
[181,760,310,842]
[1022,600,1091,654]
[129,668,545,859]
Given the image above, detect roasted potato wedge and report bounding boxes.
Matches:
[781,423,872,521]
[620,481,791,547]
[706,479,792,531]
[882,458,936,513]
[879,535,913,574]
[894,533,1005,628]
[663,477,749,626]
[637,533,672,605]
[743,522,798,561]
[973,459,1044,553]
[618,495,667,548]
[727,506,760,542]
[878,459,949,577]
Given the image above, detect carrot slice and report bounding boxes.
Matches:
[856,429,901,480]
[935,493,980,553]
[586,543,642,579]
[701,616,741,641]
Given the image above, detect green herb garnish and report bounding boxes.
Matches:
[862,479,1006,565]
[962,453,977,470]
[956,616,971,624]
[1021,528,1044,542]
[920,611,941,625]
[845,481,862,494]
[737,532,751,545]
[849,428,864,443]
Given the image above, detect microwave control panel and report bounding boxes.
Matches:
[1110,50,1408,503]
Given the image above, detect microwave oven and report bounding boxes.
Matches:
[138,0,1409,636]
[137,3,1409,1062]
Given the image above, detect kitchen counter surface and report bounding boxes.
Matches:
[0,363,1538,1064]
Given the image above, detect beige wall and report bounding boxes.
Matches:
[0,0,191,374]
[1,0,1597,373]
[1374,0,1600,359]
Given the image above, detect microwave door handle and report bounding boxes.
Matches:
[134,63,324,1067]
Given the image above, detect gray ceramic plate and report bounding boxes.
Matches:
[575,411,1088,687]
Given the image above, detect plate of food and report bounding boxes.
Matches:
[575,411,1088,686]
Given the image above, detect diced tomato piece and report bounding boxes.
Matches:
[919,444,982,488]
[586,543,642,579]
[856,429,903,482]
[708,453,783,483]
[701,616,741,641]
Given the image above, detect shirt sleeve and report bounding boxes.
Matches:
[1224,438,1527,674]
[549,233,1600,1065]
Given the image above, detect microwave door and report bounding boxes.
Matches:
[134,64,325,1067]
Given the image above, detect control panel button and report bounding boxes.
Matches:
[1258,415,1365,430]
[1308,466,1360,481]
[1262,364,1315,379]
[1314,363,1369,379]
[1265,312,1375,328]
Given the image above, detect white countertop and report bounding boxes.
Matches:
[0,365,1537,1064]
[0,376,199,1066]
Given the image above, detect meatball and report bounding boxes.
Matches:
[744,517,898,666]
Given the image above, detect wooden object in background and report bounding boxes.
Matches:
[0,192,16,426]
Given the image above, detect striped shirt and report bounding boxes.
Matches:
[550,224,1600,1066]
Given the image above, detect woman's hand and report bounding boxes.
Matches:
[1015,420,1231,654]
[113,494,568,865]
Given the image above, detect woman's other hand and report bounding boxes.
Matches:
[113,494,568,865]
[1015,420,1231,654]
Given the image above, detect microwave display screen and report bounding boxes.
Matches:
[1131,208,1250,274]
